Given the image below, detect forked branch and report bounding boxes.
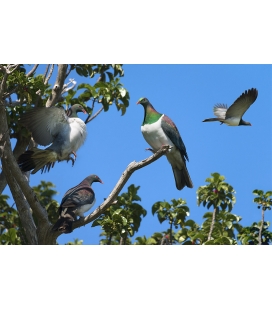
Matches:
[70,145,170,231]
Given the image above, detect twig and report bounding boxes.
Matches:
[85,107,104,124]
[43,64,50,82]
[65,64,74,79]
[61,78,77,94]
[44,64,54,85]
[71,145,170,231]
[6,64,19,74]
[26,64,39,77]
[258,207,265,245]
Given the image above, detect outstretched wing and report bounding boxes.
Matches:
[226,88,258,119]
[20,107,69,146]
[161,115,189,162]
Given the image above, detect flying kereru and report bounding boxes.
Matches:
[52,174,103,234]
[202,88,258,126]
[17,104,87,174]
[137,97,193,191]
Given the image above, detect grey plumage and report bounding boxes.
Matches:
[17,104,87,174]
[203,88,258,126]
[52,174,103,234]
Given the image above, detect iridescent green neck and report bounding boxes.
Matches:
[142,105,162,125]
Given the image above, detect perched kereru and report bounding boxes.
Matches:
[137,97,193,191]
[52,174,103,234]
[17,104,87,174]
[202,88,258,126]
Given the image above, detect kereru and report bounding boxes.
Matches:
[17,104,87,174]
[202,88,258,126]
[52,174,103,234]
[137,97,193,190]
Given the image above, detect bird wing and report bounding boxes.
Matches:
[161,115,189,162]
[20,107,70,146]
[225,88,258,119]
[213,104,228,119]
[60,183,94,210]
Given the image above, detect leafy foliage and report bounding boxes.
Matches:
[62,65,130,115]
[253,189,272,211]
[32,181,59,224]
[238,221,272,245]
[0,194,25,244]
[65,238,83,245]
[4,64,130,143]
[197,172,236,212]
[92,185,146,245]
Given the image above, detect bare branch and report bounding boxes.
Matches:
[85,107,104,124]
[65,64,74,79]
[44,64,54,85]
[43,64,50,82]
[61,78,77,94]
[6,64,20,74]
[26,64,39,77]
[258,207,265,245]
[71,145,170,231]
[45,64,68,107]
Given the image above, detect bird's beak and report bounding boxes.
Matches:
[136,101,140,105]
[82,109,87,114]
[100,180,104,184]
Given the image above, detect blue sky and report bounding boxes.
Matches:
[4,64,272,244]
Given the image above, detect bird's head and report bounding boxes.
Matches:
[89,174,103,184]
[70,104,87,114]
[240,119,252,126]
[137,97,150,106]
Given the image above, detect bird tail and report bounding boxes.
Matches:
[52,217,74,234]
[172,166,193,190]
[17,147,58,174]
[202,118,224,123]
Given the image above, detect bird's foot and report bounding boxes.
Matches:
[67,156,75,166]
[72,151,77,160]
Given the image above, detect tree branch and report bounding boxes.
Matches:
[1,78,50,243]
[0,133,30,194]
[258,207,265,245]
[65,64,74,79]
[27,64,39,77]
[208,207,217,241]
[43,64,50,82]
[70,145,170,232]
[2,159,38,244]
[85,107,104,124]
[45,64,68,107]
[44,64,54,85]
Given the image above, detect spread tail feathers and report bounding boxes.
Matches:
[172,166,193,190]
[52,217,74,234]
[17,147,58,174]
